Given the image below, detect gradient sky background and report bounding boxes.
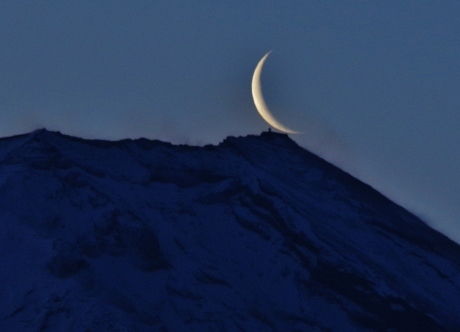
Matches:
[1,1,459,242]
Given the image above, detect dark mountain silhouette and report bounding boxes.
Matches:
[0,129,459,331]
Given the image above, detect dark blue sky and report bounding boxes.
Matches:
[1,1,459,241]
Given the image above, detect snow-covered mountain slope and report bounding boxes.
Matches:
[0,129,459,331]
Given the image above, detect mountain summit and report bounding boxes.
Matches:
[1,129,459,331]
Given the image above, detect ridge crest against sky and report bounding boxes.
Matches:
[0,2,459,242]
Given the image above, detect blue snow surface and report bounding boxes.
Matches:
[0,129,459,331]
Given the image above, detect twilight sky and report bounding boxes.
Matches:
[1,1,459,242]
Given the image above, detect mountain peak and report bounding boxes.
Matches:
[1,130,459,330]
[28,128,60,138]
[222,130,296,146]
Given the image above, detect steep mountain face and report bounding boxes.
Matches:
[0,129,459,331]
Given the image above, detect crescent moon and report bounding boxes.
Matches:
[252,52,301,134]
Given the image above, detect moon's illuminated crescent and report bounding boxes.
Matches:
[252,52,300,134]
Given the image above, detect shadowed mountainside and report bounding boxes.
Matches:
[0,129,459,331]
